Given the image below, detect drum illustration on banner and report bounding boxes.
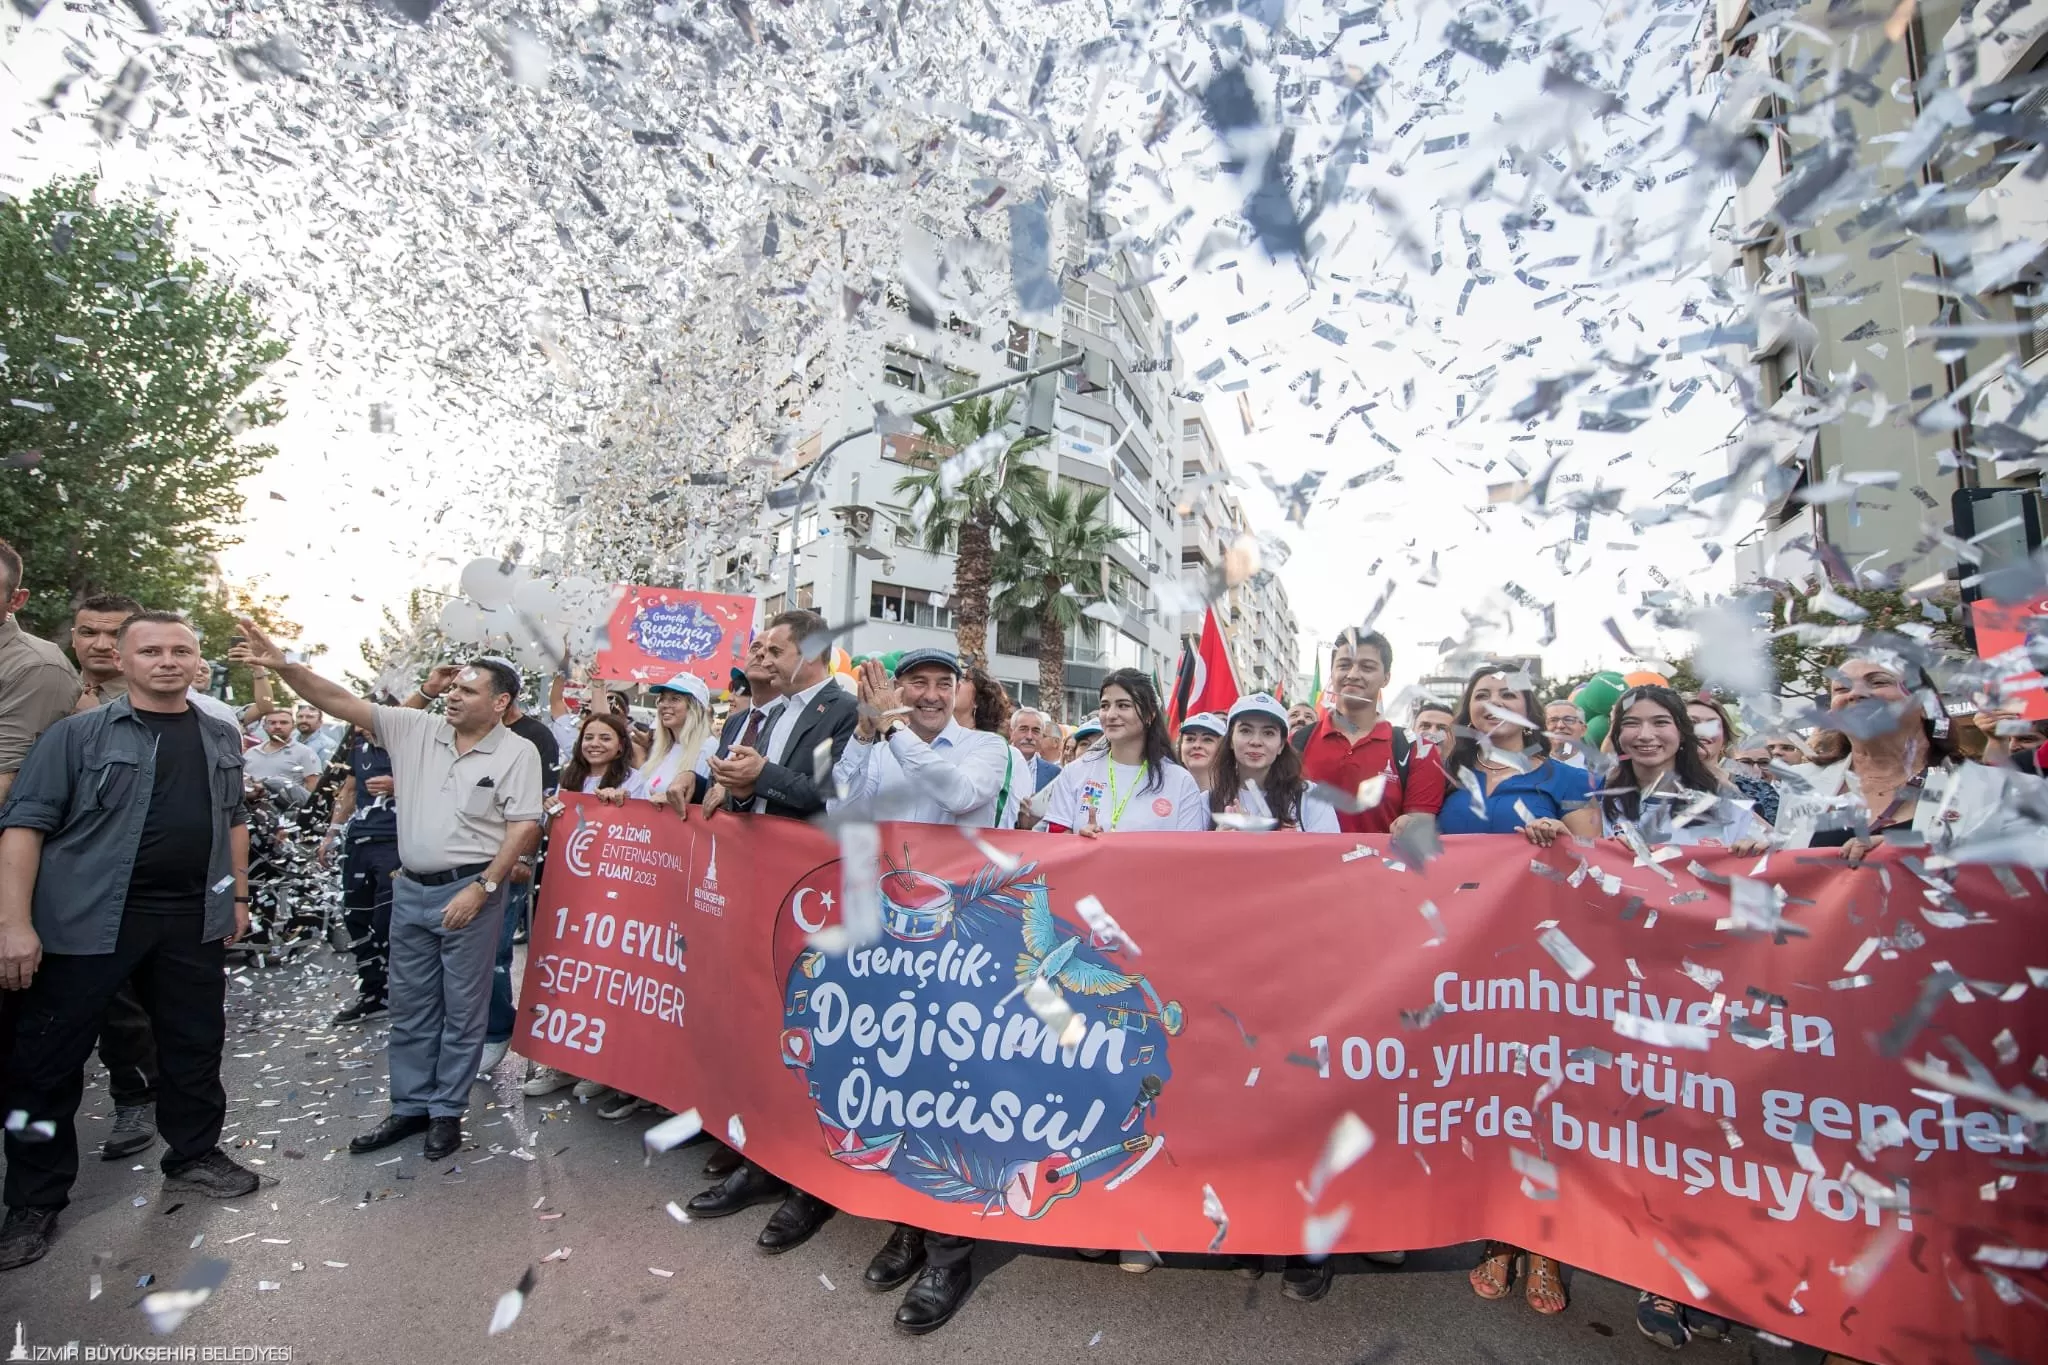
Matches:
[775,855,1180,1221]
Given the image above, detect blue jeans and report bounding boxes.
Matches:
[485,881,530,1045]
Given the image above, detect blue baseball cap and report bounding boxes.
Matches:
[894,647,962,678]
[1072,715,1103,740]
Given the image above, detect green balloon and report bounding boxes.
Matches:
[882,650,905,673]
[1584,714,1610,748]
[1573,672,1625,725]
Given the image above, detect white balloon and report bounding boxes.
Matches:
[513,576,562,619]
[483,605,522,646]
[461,557,522,609]
[439,598,485,640]
[513,638,550,672]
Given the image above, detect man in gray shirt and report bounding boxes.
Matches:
[232,620,541,1163]
[243,709,323,794]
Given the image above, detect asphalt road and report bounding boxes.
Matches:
[2,946,1843,1365]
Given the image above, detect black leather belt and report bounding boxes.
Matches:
[401,862,490,887]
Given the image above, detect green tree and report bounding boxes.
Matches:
[893,394,1049,669]
[991,480,1131,723]
[1764,582,1967,699]
[0,177,286,640]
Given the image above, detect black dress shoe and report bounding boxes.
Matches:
[702,1141,744,1179]
[864,1225,927,1291]
[757,1191,833,1253]
[333,996,387,1025]
[423,1117,462,1161]
[894,1262,971,1335]
[349,1113,429,1155]
[684,1163,787,1218]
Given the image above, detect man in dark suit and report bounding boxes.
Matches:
[689,610,857,1242]
[707,608,857,819]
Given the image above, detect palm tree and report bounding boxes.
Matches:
[893,394,1049,669]
[991,479,1132,723]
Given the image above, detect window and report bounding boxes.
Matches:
[1107,563,1142,609]
[869,582,954,630]
[883,345,927,392]
[1107,629,1147,672]
[1106,493,1146,542]
[775,509,820,555]
[1006,323,1052,372]
[1055,412,1114,460]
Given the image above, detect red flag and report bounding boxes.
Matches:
[1169,606,1240,731]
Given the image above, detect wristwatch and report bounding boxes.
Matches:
[481,877,500,894]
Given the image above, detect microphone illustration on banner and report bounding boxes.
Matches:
[1121,1074,1163,1132]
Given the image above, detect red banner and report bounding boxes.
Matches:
[593,585,756,686]
[517,798,2043,1363]
[1971,595,2048,720]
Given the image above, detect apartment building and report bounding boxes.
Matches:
[1702,0,2045,592]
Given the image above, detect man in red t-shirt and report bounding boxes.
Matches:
[1295,628,1446,835]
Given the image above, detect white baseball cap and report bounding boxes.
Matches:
[649,672,709,707]
[1227,693,1289,728]
[1180,712,1228,737]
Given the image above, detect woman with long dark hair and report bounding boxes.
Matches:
[1039,669,1205,1276]
[1438,664,1600,847]
[1208,695,1339,832]
[1042,669,1206,835]
[560,713,634,796]
[1601,686,1769,850]
[1441,664,1594,1316]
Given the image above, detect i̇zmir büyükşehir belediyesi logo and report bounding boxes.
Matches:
[776,853,1179,1220]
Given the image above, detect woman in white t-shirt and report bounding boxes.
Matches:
[1599,686,1769,853]
[623,672,717,812]
[559,713,635,797]
[1209,694,1340,832]
[1042,670,1209,835]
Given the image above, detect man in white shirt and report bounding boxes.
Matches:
[827,647,998,1335]
[834,649,1009,825]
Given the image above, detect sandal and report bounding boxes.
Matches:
[1524,1254,1568,1315]
[1469,1241,1516,1300]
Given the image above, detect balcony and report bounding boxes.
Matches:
[881,431,952,468]
[1967,156,2048,270]
[1943,0,2048,96]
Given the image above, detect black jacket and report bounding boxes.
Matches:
[722,680,858,819]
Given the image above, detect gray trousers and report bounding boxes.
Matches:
[388,873,506,1118]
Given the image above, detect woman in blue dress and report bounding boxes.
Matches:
[1437,665,1601,847]
[1436,665,1597,1317]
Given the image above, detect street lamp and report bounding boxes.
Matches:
[779,348,1086,603]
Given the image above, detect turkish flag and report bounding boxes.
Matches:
[1169,606,1239,733]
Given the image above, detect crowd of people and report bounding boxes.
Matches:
[0,533,2041,1357]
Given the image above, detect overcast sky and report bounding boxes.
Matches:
[2,0,1750,697]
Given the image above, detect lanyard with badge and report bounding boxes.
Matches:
[1103,759,1147,830]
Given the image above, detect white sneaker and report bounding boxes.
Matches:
[572,1079,610,1100]
[597,1093,646,1121]
[476,1040,510,1079]
[1119,1250,1156,1274]
[522,1066,575,1097]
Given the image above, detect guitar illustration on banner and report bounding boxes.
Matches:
[775,850,1180,1220]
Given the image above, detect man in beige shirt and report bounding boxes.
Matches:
[231,619,542,1163]
[0,540,82,806]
